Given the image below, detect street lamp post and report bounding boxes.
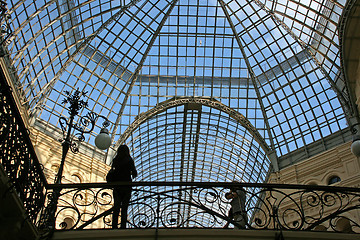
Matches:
[54,89,111,184]
[39,89,111,235]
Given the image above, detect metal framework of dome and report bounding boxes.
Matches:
[5,0,356,186]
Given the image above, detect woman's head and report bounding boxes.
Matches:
[117,145,130,156]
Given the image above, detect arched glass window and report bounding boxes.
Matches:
[328,176,341,185]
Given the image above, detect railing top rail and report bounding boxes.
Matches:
[47,181,360,192]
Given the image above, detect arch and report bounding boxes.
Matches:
[70,173,83,183]
[117,97,272,155]
[118,98,272,183]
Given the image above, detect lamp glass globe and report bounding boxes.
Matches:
[351,140,360,157]
[95,130,111,150]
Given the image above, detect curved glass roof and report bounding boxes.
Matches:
[6,0,354,184]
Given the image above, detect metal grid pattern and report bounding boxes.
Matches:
[128,105,269,183]
[6,0,352,184]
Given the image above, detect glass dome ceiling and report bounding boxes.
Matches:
[6,0,355,183]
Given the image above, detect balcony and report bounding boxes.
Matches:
[0,52,359,240]
[1,175,360,240]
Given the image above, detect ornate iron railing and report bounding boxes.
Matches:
[40,182,360,233]
[0,69,47,224]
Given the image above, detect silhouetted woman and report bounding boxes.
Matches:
[108,145,137,229]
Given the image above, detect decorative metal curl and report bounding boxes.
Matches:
[58,91,110,154]
[130,202,156,228]
[62,89,88,116]
[0,1,13,47]
[0,73,46,226]
[39,183,360,233]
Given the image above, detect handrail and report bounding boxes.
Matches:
[47,181,360,192]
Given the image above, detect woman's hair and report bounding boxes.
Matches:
[112,145,131,166]
[112,145,131,163]
[117,145,130,155]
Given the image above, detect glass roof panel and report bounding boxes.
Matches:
[6,0,351,183]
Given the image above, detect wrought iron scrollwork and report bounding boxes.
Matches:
[0,73,47,224]
[41,183,360,233]
[0,1,13,47]
[37,89,111,237]
[58,89,110,154]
